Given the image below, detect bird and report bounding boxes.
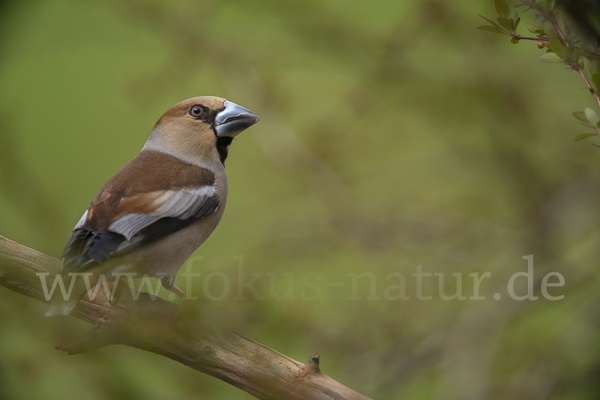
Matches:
[45,96,259,316]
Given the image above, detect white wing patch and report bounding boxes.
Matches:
[108,186,216,240]
[149,186,215,217]
[74,210,89,230]
[109,213,161,240]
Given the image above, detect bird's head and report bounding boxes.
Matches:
[146,96,260,166]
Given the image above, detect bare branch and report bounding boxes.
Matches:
[0,235,372,400]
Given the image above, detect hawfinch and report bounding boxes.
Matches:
[46,96,259,316]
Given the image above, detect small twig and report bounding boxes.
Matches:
[308,354,322,374]
[513,34,543,41]
[575,67,600,110]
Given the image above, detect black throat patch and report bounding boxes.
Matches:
[216,136,233,165]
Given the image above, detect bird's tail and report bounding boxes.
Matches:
[45,271,101,317]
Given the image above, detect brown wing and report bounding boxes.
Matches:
[62,151,219,272]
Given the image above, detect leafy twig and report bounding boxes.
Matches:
[478,0,600,146]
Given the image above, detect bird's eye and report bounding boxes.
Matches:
[189,105,204,117]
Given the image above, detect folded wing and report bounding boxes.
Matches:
[61,151,220,274]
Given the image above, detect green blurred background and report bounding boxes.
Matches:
[1,0,599,399]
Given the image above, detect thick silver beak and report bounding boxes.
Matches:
[215,101,260,138]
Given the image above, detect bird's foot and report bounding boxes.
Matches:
[168,285,193,300]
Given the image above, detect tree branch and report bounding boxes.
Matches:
[0,235,372,400]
